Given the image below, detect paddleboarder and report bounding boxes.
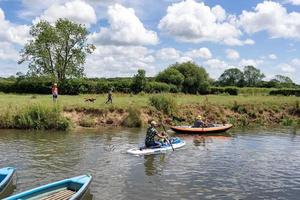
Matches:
[145,121,167,148]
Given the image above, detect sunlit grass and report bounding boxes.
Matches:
[0,93,299,110]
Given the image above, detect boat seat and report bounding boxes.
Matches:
[40,189,76,200]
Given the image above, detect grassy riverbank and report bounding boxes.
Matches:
[0,93,300,130]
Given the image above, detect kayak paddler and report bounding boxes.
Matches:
[192,115,205,128]
[145,121,167,148]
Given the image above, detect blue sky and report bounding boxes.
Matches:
[0,0,300,83]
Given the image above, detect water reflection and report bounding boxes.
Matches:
[1,128,300,199]
[144,154,166,176]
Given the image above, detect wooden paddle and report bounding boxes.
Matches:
[159,116,174,151]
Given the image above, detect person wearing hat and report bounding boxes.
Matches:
[145,121,167,148]
[51,83,58,102]
[192,115,205,128]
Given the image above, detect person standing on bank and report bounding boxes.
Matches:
[51,83,58,103]
[105,90,113,104]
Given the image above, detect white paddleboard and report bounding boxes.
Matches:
[127,138,185,155]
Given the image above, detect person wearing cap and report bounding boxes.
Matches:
[51,83,58,102]
[145,121,167,148]
[192,115,205,128]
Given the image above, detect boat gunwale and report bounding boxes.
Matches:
[0,167,16,192]
[4,175,92,200]
[171,124,233,133]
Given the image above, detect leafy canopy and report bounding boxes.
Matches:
[218,68,244,87]
[156,62,210,94]
[131,69,147,94]
[243,66,265,87]
[19,18,95,83]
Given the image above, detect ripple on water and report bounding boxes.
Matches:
[1,129,300,199]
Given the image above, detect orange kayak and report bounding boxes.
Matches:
[170,124,233,134]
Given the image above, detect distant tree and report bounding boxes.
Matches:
[243,66,265,87]
[272,75,294,88]
[218,68,244,87]
[173,62,210,94]
[131,69,147,93]
[19,18,95,84]
[156,67,184,87]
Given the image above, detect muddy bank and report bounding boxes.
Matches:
[63,102,300,128]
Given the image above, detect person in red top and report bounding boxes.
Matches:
[51,83,58,102]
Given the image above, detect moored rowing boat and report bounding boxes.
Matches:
[4,174,92,200]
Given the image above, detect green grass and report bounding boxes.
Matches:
[0,93,299,110]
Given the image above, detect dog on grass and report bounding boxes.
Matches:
[84,98,96,103]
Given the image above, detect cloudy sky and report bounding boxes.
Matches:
[0,0,300,82]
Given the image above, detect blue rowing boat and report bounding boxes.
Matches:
[5,174,92,200]
[0,167,16,198]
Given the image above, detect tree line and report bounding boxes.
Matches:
[0,18,298,95]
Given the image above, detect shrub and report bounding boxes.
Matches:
[145,82,170,93]
[149,94,177,115]
[122,107,142,127]
[269,89,300,96]
[209,87,239,95]
[79,116,96,127]
[0,104,70,130]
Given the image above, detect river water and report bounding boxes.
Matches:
[1,127,300,200]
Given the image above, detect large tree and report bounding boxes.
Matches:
[19,18,95,83]
[270,75,295,88]
[243,66,265,87]
[131,69,147,93]
[156,67,184,87]
[172,61,210,94]
[218,68,244,87]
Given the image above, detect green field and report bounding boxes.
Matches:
[1,93,299,109]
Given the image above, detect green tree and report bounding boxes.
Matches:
[173,61,210,94]
[218,68,244,87]
[271,75,294,88]
[156,67,184,87]
[243,66,265,87]
[131,69,147,93]
[19,18,95,83]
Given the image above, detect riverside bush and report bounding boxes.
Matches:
[122,107,142,127]
[149,94,177,115]
[0,104,70,130]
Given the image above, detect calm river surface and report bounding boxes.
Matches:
[1,127,300,200]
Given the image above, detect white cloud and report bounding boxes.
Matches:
[89,4,158,46]
[156,48,180,61]
[158,0,250,46]
[291,58,300,66]
[268,54,277,60]
[85,45,156,77]
[244,39,255,45]
[239,1,300,39]
[287,0,300,5]
[0,42,19,61]
[239,59,263,67]
[0,8,30,45]
[280,63,295,72]
[177,56,193,63]
[225,49,240,60]
[33,0,97,27]
[204,59,229,70]
[184,48,212,59]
